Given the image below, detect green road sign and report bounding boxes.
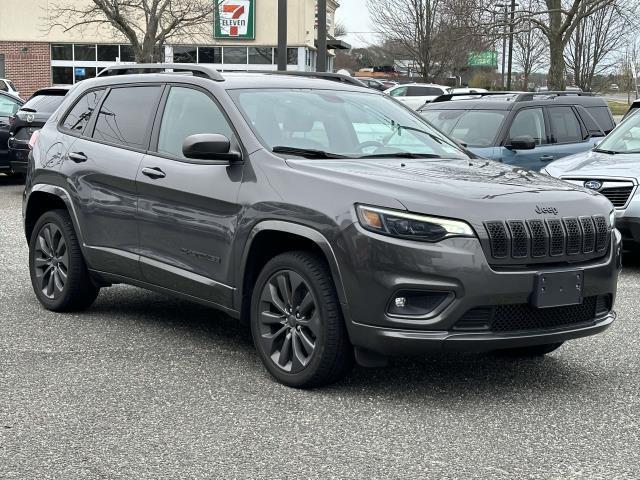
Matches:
[468,51,498,68]
[214,0,255,40]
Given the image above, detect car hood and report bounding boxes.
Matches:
[545,149,640,179]
[285,157,613,223]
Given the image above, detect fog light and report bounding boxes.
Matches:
[387,290,453,317]
[394,297,407,308]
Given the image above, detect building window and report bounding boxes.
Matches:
[248,47,273,65]
[274,47,299,66]
[223,47,247,64]
[74,66,97,82]
[97,45,119,62]
[74,44,96,61]
[120,45,135,62]
[51,44,73,61]
[198,47,222,63]
[52,66,73,85]
[173,46,198,63]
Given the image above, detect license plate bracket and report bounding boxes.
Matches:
[532,270,583,308]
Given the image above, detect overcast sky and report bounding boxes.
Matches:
[335,0,377,47]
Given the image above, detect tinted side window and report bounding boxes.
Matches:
[549,106,583,143]
[509,108,547,145]
[157,87,234,158]
[61,89,105,134]
[92,86,161,149]
[407,86,445,96]
[586,106,615,133]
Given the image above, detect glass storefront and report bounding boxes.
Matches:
[50,43,315,84]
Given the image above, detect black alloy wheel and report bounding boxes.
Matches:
[257,269,320,373]
[33,223,69,300]
[251,251,353,388]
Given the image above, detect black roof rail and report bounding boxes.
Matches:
[517,91,594,101]
[97,63,225,82]
[256,70,367,87]
[431,91,526,103]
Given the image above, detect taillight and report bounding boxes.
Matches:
[28,129,40,150]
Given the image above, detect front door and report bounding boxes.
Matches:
[136,85,244,308]
[500,107,556,171]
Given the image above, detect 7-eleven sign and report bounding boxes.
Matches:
[214,0,255,39]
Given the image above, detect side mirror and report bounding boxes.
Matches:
[506,135,536,150]
[182,134,242,162]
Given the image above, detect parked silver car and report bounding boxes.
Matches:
[543,109,640,248]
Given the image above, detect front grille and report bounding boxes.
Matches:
[600,186,633,207]
[454,295,611,333]
[484,215,609,263]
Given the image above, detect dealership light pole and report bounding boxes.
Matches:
[277,0,287,70]
[317,0,328,72]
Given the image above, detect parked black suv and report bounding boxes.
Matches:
[23,65,620,388]
[8,86,71,175]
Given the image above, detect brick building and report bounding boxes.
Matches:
[0,0,345,98]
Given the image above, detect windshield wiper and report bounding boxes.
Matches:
[593,147,620,155]
[272,146,352,159]
[357,152,446,159]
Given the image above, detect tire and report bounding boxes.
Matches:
[493,342,564,357]
[29,209,100,312]
[250,251,353,388]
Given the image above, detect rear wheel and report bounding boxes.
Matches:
[29,209,100,312]
[251,251,353,388]
[493,342,564,357]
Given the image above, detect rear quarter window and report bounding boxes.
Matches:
[586,106,615,133]
[61,89,105,134]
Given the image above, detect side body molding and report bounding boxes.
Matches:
[237,220,348,306]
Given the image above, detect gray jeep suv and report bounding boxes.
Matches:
[23,65,621,388]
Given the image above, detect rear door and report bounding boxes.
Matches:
[59,84,163,278]
[546,105,593,160]
[136,85,244,307]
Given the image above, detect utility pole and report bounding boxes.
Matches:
[277,0,287,71]
[506,0,515,90]
[497,4,508,89]
[317,0,327,72]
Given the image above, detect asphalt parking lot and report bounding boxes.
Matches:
[1,176,639,480]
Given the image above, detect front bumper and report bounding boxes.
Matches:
[337,223,621,355]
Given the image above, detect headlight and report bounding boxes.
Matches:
[610,210,616,228]
[356,204,475,242]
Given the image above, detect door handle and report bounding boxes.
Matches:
[540,155,555,162]
[68,151,88,163]
[141,167,166,179]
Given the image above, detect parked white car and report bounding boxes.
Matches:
[0,79,20,98]
[384,83,451,110]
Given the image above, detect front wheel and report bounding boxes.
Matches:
[251,251,353,388]
[493,342,564,357]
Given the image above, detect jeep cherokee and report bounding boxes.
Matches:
[23,65,621,388]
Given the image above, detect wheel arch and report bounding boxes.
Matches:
[236,221,348,320]
[25,185,83,246]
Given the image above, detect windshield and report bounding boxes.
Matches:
[596,111,640,154]
[21,93,66,114]
[421,109,507,148]
[230,89,468,159]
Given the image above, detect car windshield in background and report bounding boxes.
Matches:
[421,109,507,148]
[230,89,468,160]
[21,93,66,114]
[595,112,640,154]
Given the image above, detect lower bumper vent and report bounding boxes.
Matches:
[453,295,611,333]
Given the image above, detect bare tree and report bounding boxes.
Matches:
[46,0,215,63]
[565,3,633,91]
[513,21,547,90]
[367,0,440,79]
[523,0,619,90]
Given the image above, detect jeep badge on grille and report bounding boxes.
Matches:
[535,205,558,215]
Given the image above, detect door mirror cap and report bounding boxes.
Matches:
[182,134,242,162]
[506,135,536,150]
